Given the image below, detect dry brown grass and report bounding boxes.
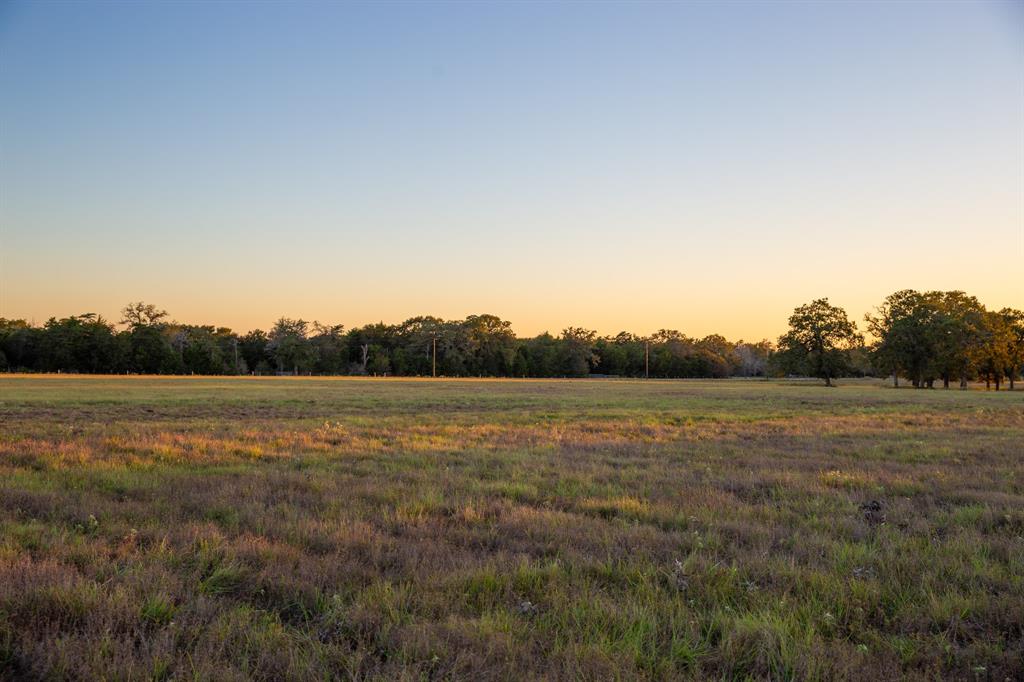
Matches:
[1,376,1022,680]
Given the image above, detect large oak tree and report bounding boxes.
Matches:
[777,299,862,387]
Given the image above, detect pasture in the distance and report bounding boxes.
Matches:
[0,376,1021,680]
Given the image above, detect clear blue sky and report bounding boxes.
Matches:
[2,0,1021,338]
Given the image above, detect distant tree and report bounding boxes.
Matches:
[865,290,940,387]
[396,316,448,376]
[461,314,516,376]
[649,331,696,378]
[36,314,124,373]
[595,332,645,376]
[734,340,773,377]
[560,327,599,377]
[1001,308,1024,390]
[0,319,40,371]
[366,344,391,376]
[309,323,347,374]
[118,303,178,374]
[931,292,986,389]
[517,333,561,377]
[120,302,168,329]
[346,322,396,375]
[239,330,271,375]
[973,311,1013,390]
[176,325,227,375]
[126,325,180,374]
[777,298,862,386]
[696,334,739,377]
[213,328,242,375]
[267,318,312,375]
[845,346,874,377]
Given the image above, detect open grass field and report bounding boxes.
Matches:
[1,376,1022,681]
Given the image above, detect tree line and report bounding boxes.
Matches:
[0,302,769,379]
[774,292,1022,389]
[0,291,1020,387]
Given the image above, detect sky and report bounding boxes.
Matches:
[1,0,1021,340]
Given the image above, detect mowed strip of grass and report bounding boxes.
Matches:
[0,377,1022,681]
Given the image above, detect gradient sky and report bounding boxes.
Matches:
[1,1,1021,340]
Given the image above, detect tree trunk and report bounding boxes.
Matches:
[893,373,899,387]
[942,375,949,389]
[824,375,832,387]
[960,375,967,389]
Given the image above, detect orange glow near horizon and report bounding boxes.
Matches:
[4,260,1021,341]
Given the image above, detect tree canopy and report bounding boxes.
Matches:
[776,299,862,386]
